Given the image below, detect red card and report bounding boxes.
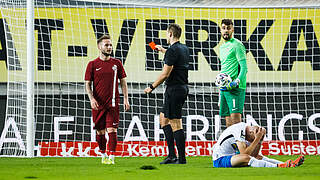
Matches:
[148,42,157,50]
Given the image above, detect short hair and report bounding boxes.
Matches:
[221,19,233,26]
[168,23,182,39]
[97,34,111,44]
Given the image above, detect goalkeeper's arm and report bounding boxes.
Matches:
[237,59,248,83]
[220,59,247,91]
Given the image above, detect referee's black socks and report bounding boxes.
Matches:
[162,125,176,159]
[174,129,186,163]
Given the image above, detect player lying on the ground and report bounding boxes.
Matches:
[212,122,304,168]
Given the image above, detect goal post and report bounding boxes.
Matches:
[26,0,35,158]
[0,0,320,157]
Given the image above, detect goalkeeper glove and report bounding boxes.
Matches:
[220,78,240,91]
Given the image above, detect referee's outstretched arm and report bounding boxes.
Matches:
[144,64,173,94]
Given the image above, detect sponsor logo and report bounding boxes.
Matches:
[37,140,320,157]
[1,9,320,83]
[95,67,102,71]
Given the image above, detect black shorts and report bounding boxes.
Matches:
[162,84,188,119]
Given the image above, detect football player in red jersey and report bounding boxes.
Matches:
[85,34,130,164]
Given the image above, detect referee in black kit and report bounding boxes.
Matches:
[144,23,189,164]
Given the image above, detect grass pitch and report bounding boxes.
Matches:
[0,155,319,180]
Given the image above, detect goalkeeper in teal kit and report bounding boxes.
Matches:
[218,19,248,127]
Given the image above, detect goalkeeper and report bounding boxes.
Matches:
[218,19,248,127]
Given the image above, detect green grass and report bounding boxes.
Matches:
[0,155,319,180]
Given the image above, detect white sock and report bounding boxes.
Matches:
[248,157,277,168]
[109,154,114,161]
[101,153,107,163]
[262,156,283,164]
[101,153,107,158]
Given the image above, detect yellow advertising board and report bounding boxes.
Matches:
[0,8,319,83]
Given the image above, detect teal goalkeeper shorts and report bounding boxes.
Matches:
[219,88,246,117]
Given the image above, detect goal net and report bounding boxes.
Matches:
[0,0,319,157]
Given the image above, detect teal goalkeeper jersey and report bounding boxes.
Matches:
[220,38,248,89]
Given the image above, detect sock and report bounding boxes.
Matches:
[262,156,283,164]
[109,154,115,161]
[96,134,106,154]
[162,125,176,158]
[108,132,117,155]
[248,157,277,167]
[101,153,107,158]
[173,129,186,162]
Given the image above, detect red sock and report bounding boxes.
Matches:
[96,134,106,154]
[108,132,117,155]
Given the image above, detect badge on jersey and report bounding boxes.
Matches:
[240,129,245,140]
[231,143,240,154]
[112,65,117,71]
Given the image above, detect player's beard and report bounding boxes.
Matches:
[222,33,231,41]
[102,51,112,57]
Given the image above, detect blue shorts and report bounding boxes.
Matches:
[213,155,232,168]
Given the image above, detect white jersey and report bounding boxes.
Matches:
[212,122,248,160]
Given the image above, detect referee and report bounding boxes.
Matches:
[144,23,189,164]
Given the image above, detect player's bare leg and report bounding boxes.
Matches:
[170,118,186,164]
[160,112,177,164]
[230,154,251,167]
[169,119,182,131]
[225,116,231,127]
[226,113,241,127]
[160,112,170,128]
